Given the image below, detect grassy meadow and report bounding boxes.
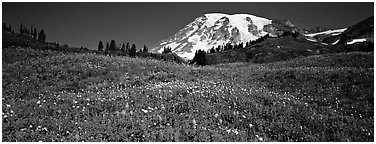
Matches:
[2,45,374,142]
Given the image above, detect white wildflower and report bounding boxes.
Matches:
[141,109,148,113]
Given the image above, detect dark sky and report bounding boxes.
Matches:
[3,2,374,50]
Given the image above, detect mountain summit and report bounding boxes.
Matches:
[150,13,274,60]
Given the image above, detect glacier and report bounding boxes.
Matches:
[151,13,272,60]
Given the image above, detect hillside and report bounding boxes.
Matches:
[205,35,329,64]
[2,34,373,141]
[2,31,96,54]
[323,16,374,45]
[269,52,373,68]
[2,31,186,64]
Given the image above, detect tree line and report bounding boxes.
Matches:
[161,34,270,66]
[207,34,270,54]
[96,41,186,64]
[191,34,272,66]
[3,22,14,33]
[3,22,47,43]
[97,40,148,57]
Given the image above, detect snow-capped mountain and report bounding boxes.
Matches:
[150,13,273,60]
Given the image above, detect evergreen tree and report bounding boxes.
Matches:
[106,42,110,50]
[9,25,12,32]
[3,22,8,31]
[20,23,23,35]
[104,42,110,55]
[142,45,148,53]
[216,45,221,52]
[33,28,37,39]
[109,40,116,51]
[130,44,137,57]
[162,46,172,54]
[210,47,216,53]
[30,25,33,34]
[238,43,243,49]
[22,26,26,35]
[126,42,130,53]
[192,50,207,66]
[3,23,13,32]
[121,43,126,52]
[98,41,104,51]
[224,43,231,50]
[38,29,46,42]
[29,25,33,37]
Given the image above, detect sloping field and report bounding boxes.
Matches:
[2,46,373,142]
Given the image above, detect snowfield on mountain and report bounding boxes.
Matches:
[304,28,347,37]
[346,38,367,45]
[151,13,272,60]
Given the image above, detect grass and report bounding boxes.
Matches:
[268,52,373,68]
[2,45,374,142]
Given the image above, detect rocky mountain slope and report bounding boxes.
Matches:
[322,16,374,45]
[202,16,373,65]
